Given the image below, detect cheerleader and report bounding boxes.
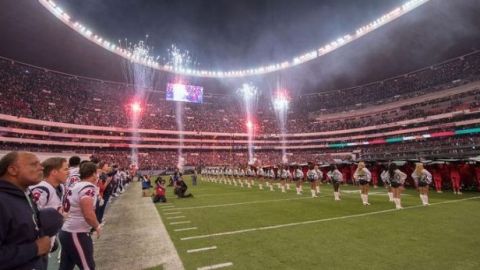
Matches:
[220,167,227,184]
[257,166,265,190]
[411,163,432,206]
[233,167,240,187]
[246,166,253,188]
[226,167,233,185]
[327,164,343,201]
[279,165,290,193]
[268,167,276,191]
[294,165,304,195]
[306,163,319,198]
[353,161,372,205]
[238,167,245,188]
[381,163,407,209]
[380,165,394,202]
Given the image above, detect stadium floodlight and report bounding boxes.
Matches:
[38,0,431,78]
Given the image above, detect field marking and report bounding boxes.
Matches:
[187,246,217,253]
[197,262,233,270]
[170,221,191,225]
[174,227,198,232]
[160,205,175,208]
[163,208,180,212]
[171,195,328,210]
[164,212,182,215]
[166,216,186,220]
[195,191,264,197]
[181,196,480,241]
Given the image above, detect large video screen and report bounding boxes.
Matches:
[166,83,203,103]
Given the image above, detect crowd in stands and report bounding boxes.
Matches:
[295,50,480,114]
[1,51,480,135]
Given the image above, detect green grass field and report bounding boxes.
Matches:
[154,176,480,270]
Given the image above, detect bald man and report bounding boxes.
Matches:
[0,151,51,270]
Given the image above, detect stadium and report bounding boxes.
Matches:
[0,0,479,269]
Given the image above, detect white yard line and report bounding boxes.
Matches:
[163,208,180,212]
[187,246,217,253]
[181,196,480,241]
[167,216,186,220]
[164,212,183,215]
[170,221,192,225]
[174,227,198,232]
[197,262,233,270]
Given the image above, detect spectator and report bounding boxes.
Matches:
[0,151,52,270]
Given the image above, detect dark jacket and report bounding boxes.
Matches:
[0,180,44,270]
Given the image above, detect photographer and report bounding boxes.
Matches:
[174,174,193,198]
[152,178,167,203]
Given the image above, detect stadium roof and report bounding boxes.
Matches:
[1,0,480,93]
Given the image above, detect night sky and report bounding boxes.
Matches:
[57,0,403,69]
[1,0,480,94]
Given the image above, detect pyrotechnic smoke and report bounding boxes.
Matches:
[121,37,158,167]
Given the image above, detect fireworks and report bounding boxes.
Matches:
[237,83,258,100]
[273,90,290,111]
[164,44,197,70]
[237,83,259,164]
[273,89,290,163]
[122,38,158,167]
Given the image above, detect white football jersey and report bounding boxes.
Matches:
[30,180,64,211]
[66,167,81,191]
[62,181,98,233]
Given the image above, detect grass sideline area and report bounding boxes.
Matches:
[153,175,480,270]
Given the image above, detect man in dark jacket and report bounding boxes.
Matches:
[0,151,51,270]
[174,175,193,198]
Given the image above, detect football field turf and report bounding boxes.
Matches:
[154,176,480,270]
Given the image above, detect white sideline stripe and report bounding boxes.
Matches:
[172,196,327,210]
[187,246,217,253]
[174,227,198,232]
[164,212,182,215]
[160,205,175,208]
[170,221,191,225]
[166,216,186,220]
[197,262,233,270]
[181,196,480,241]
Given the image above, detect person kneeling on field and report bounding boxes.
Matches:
[174,175,193,198]
[152,178,167,203]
